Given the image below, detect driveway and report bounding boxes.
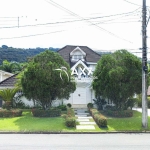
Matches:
[133,108,150,116]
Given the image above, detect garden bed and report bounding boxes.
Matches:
[104,110,133,118]
[31,108,61,117]
[0,109,22,117]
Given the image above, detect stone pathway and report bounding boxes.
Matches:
[74,108,96,130]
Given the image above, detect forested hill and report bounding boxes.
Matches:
[0,45,59,64]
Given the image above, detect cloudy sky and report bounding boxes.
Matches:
[0,0,150,57]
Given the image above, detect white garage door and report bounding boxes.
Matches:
[73,88,86,104]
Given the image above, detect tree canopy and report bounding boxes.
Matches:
[21,50,76,110]
[0,60,23,73]
[0,45,59,65]
[92,50,142,110]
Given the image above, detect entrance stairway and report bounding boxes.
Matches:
[74,108,96,130]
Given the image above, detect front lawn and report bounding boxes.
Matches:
[0,109,150,132]
[0,110,76,132]
[100,110,150,131]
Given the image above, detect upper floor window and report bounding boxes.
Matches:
[70,47,86,62]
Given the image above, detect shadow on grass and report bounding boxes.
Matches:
[12,110,76,132]
[100,110,150,132]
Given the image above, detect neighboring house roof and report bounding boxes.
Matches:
[0,74,18,89]
[57,45,101,65]
[0,70,14,76]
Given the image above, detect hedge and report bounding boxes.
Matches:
[0,109,22,117]
[65,108,76,127]
[105,110,133,118]
[31,108,61,117]
[89,108,107,127]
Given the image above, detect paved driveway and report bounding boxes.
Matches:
[133,108,150,116]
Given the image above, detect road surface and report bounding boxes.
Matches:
[0,133,150,150]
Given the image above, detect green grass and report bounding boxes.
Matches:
[99,110,150,132]
[0,109,150,132]
[0,110,76,132]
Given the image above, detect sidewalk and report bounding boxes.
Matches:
[133,108,150,116]
[74,108,96,130]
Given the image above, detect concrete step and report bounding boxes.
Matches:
[72,104,87,109]
[77,118,90,122]
[74,109,88,112]
[79,122,96,125]
[75,114,88,117]
[78,116,92,119]
[76,112,89,115]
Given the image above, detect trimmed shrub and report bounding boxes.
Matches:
[89,108,99,116]
[87,103,93,109]
[65,117,76,127]
[31,108,61,117]
[64,108,76,127]
[57,105,67,111]
[105,110,133,118]
[67,108,75,117]
[89,108,107,127]
[67,103,72,108]
[0,109,22,117]
[97,115,107,127]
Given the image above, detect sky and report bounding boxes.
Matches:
[0,0,150,58]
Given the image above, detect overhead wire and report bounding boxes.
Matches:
[0,30,65,40]
[123,0,141,7]
[0,1,142,41]
[0,9,141,29]
[45,0,141,43]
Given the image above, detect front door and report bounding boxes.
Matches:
[73,88,86,104]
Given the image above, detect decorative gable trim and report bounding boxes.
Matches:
[71,60,88,70]
[70,47,86,56]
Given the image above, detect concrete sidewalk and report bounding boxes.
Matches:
[133,108,150,116]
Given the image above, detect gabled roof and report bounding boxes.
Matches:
[0,70,14,76]
[57,45,101,64]
[0,74,18,89]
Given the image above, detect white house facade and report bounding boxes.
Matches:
[55,45,101,108]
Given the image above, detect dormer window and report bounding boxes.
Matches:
[70,47,86,62]
[72,55,83,61]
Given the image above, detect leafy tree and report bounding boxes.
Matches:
[0,60,23,73]
[93,50,142,110]
[21,50,76,110]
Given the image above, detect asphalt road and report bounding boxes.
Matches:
[0,133,150,150]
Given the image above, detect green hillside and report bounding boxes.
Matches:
[0,45,59,64]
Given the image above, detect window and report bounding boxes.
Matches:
[72,55,84,61]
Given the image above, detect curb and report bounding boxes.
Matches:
[0,131,150,134]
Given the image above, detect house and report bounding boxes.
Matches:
[0,70,14,107]
[0,45,101,108]
[56,45,101,108]
[0,70,14,82]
